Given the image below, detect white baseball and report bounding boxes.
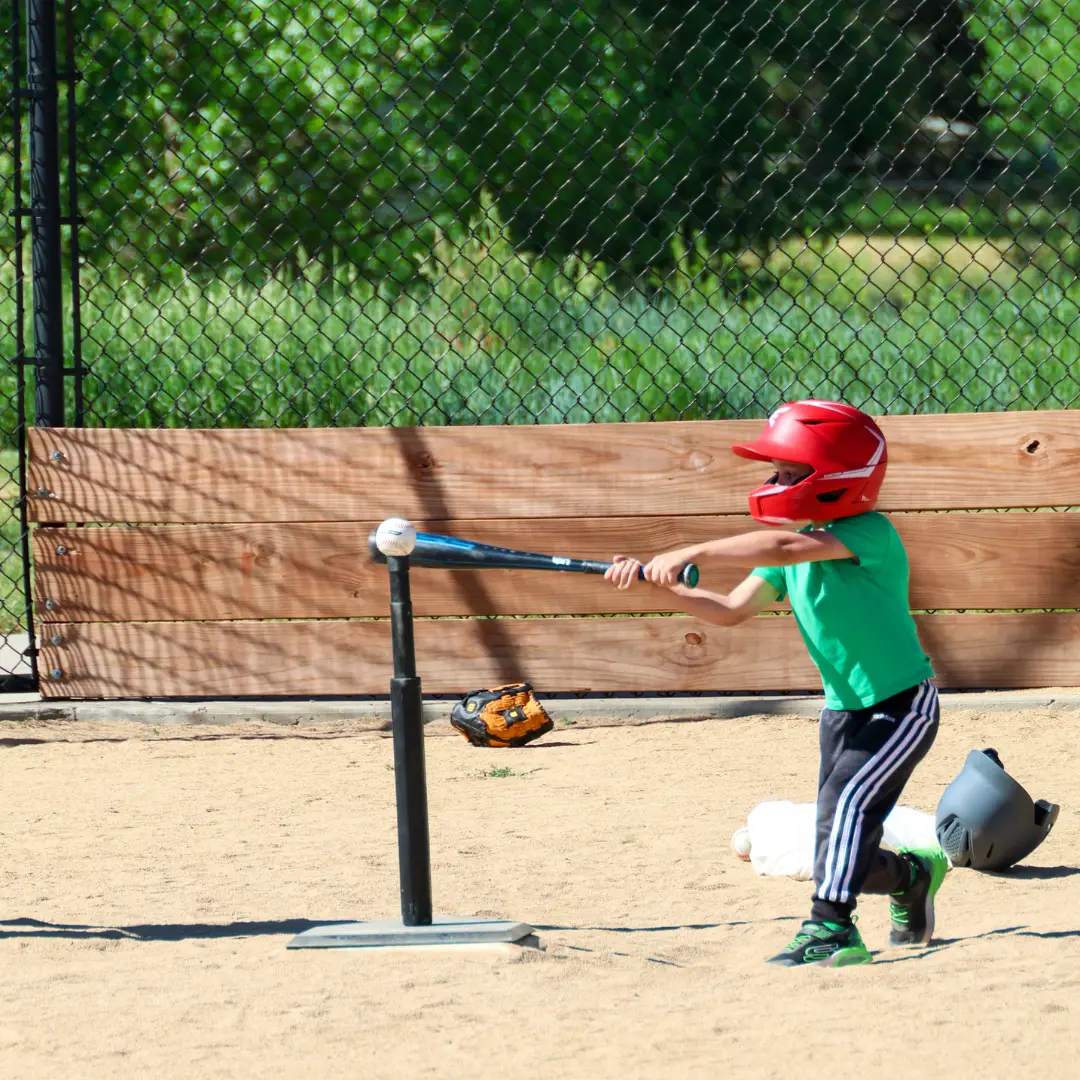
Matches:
[375,517,417,557]
[731,826,752,861]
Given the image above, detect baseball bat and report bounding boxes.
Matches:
[367,530,699,588]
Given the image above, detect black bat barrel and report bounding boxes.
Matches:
[367,532,699,587]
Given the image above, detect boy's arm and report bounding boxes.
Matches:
[645,529,854,587]
[665,573,781,627]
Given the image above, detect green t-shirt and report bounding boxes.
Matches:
[752,512,934,711]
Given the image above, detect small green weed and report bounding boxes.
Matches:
[474,763,542,779]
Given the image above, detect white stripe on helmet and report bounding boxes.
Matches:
[818,426,885,480]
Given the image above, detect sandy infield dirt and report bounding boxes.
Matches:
[0,704,1077,1079]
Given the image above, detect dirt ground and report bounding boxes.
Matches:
[0,705,1077,1080]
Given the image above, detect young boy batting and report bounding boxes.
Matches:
[605,399,948,967]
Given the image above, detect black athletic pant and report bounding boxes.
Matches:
[811,680,940,926]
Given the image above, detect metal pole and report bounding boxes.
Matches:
[26,0,66,427]
[387,555,433,926]
[63,0,84,427]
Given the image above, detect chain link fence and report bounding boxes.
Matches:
[65,0,1080,427]
[3,0,1080,680]
[2,0,31,686]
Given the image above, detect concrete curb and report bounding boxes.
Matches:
[2,691,1079,729]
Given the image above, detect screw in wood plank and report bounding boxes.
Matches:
[50,450,65,463]
[55,544,68,556]
[49,669,63,680]
[35,488,52,498]
[44,598,57,611]
[49,634,63,646]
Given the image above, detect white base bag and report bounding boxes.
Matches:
[737,800,944,880]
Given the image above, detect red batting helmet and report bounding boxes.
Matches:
[731,400,887,525]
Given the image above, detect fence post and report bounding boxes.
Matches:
[26,0,66,428]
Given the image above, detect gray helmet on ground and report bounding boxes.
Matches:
[935,748,1059,872]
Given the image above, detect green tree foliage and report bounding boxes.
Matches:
[75,0,457,283]
[974,1,1080,168]
[2,0,1073,283]
[437,0,1000,273]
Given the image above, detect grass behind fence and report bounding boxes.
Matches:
[4,225,1080,446]
[78,235,1080,429]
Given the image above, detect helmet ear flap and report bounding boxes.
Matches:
[936,814,973,866]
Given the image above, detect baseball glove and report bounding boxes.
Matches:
[450,682,554,748]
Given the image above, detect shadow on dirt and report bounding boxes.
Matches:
[983,864,1080,880]
[873,921,1080,963]
[0,916,344,941]
[534,915,799,934]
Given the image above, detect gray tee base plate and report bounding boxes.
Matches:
[287,915,533,950]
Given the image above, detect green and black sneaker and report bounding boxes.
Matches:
[767,918,872,967]
[889,846,949,946]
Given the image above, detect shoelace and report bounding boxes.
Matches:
[889,901,911,924]
[783,922,831,950]
[784,915,860,951]
[782,927,815,951]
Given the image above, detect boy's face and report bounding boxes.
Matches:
[770,458,813,487]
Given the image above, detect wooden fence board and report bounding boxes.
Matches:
[37,612,1080,698]
[27,411,1080,524]
[32,513,1080,622]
